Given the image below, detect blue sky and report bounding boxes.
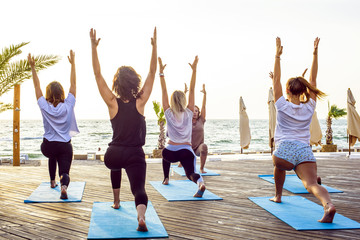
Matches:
[1,0,359,120]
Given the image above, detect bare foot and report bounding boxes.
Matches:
[50,180,58,188]
[318,203,336,223]
[60,185,68,199]
[317,176,322,185]
[193,184,206,197]
[137,217,148,232]
[269,196,282,203]
[111,201,120,209]
[178,163,182,168]
[162,178,169,185]
[200,168,207,174]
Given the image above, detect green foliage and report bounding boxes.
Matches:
[0,102,13,113]
[328,104,347,119]
[0,42,60,113]
[152,101,166,125]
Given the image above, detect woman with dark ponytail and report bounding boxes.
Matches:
[270,37,336,223]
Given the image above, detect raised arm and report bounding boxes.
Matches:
[137,27,157,111]
[309,37,320,101]
[90,28,117,118]
[68,50,76,97]
[200,84,206,120]
[28,54,43,100]
[158,57,169,111]
[187,56,199,111]
[273,37,283,102]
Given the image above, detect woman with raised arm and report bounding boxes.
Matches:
[180,83,208,173]
[28,50,79,200]
[271,37,336,223]
[90,27,157,232]
[158,56,206,197]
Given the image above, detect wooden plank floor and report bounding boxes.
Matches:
[0,155,359,239]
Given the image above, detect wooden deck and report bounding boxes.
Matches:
[0,155,359,239]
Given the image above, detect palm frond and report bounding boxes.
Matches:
[0,102,13,113]
[328,105,347,119]
[0,42,29,72]
[0,55,60,96]
[153,101,160,116]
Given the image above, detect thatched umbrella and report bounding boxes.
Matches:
[239,96,251,153]
[347,88,360,155]
[268,87,276,154]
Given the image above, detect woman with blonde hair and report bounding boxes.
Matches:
[29,50,79,200]
[158,56,206,197]
[90,27,157,232]
[271,37,336,223]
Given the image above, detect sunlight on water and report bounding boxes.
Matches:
[0,119,350,158]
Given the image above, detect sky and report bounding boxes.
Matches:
[1,0,360,120]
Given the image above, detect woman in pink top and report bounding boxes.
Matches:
[271,37,336,223]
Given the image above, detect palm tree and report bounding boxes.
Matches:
[325,103,347,145]
[0,42,60,113]
[153,101,166,150]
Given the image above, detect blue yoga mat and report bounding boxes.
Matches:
[171,165,220,176]
[24,182,85,203]
[150,180,222,201]
[249,196,360,230]
[258,174,343,194]
[87,201,168,239]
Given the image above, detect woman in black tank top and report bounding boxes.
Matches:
[90,27,157,232]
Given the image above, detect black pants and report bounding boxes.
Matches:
[104,145,148,207]
[162,148,201,184]
[41,138,72,187]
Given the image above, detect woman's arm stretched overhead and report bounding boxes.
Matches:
[187,56,199,111]
[90,28,117,119]
[273,37,283,102]
[200,84,206,121]
[158,57,169,111]
[68,50,76,97]
[137,27,157,114]
[28,54,43,100]
[309,37,320,101]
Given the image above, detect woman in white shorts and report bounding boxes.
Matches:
[271,37,336,223]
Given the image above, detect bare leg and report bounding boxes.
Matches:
[199,153,207,173]
[199,144,208,173]
[295,162,336,223]
[270,155,294,203]
[269,166,285,203]
[136,204,148,232]
[112,188,120,209]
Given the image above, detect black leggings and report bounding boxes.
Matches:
[162,148,201,184]
[104,145,148,207]
[41,138,73,187]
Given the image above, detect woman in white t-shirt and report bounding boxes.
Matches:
[271,37,336,223]
[158,56,206,197]
[28,51,79,200]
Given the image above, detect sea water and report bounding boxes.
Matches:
[0,119,350,159]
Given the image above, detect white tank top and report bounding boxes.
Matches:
[165,108,193,143]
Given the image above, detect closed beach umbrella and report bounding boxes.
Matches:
[268,87,276,153]
[347,88,360,153]
[239,96,251,151]
[309,111,322,146]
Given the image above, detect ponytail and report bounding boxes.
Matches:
[286,77,326,103]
